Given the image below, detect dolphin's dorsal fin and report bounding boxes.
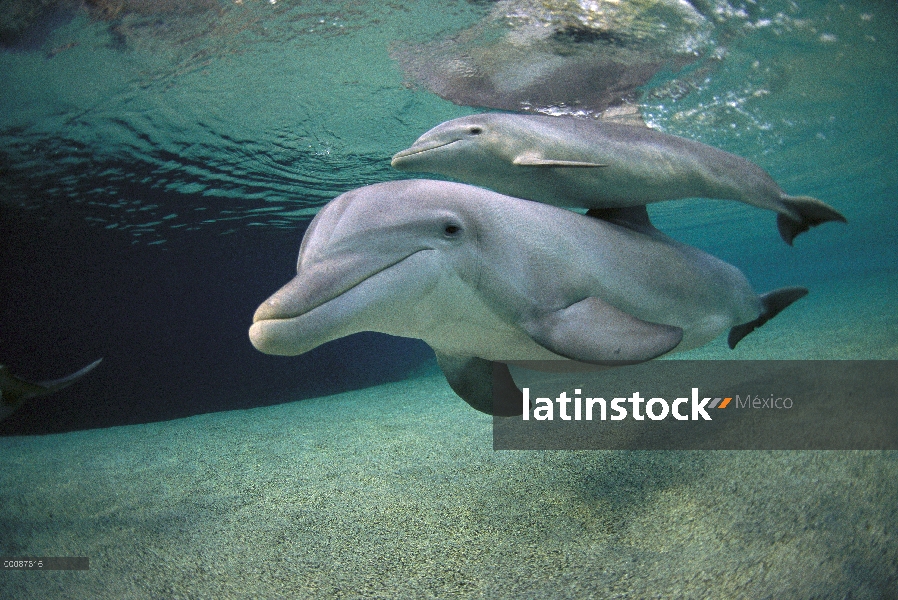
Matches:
[434,352,524,416]
[524,297,682,365]
[586,205,658,235]
[513,152,607,168]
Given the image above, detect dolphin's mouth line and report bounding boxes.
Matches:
[253,249,430,323]
[392,140,459,162]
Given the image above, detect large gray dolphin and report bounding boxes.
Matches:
[249,180,806,415]
[0,358,102,421]
[391,113,846,245]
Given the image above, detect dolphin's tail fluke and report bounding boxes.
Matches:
[728,287,809,349]
[0,358,102,421]
[776,195,846,245]
[37,358,104,393]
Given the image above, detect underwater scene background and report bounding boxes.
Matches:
[1,0,896,597]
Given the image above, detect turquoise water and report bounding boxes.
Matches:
[1,1,897,597]
[2,0,893,256]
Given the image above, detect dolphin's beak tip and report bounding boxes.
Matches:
[248,320,280,353]
[248,322,268,352]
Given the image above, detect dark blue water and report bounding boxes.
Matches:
[0,204,432,434]
[1,0,896,436]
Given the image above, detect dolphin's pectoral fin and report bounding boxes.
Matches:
[512,153,607,168]
[728,287,808,349]
[776,195,846,245]
[586,206,658,235]
[434,352,524,416]
[525,297,683,365]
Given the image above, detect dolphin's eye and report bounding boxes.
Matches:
[443,223,462,237]
[468,126,483,135]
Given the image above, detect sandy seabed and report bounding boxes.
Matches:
[1,270,896,599]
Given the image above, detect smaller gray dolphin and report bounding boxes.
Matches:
[249,180,806,415]
[391,113,846,244]
[0,359,102,421]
